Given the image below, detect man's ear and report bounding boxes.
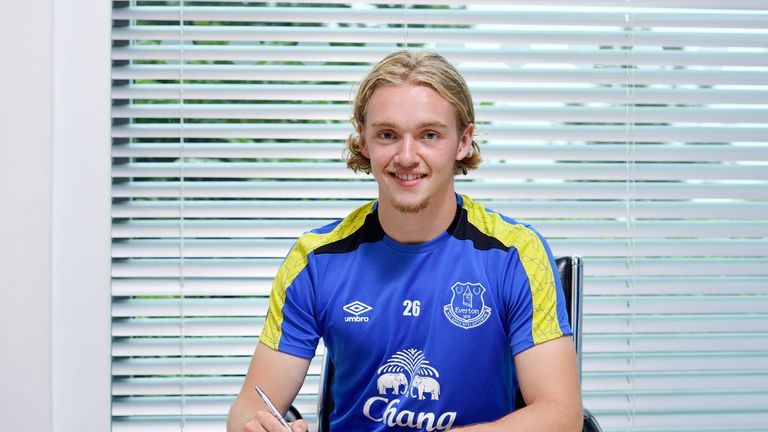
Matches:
[456,123,475,160]
[358,127,370,158]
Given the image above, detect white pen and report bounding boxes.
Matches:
[255,386,293,431]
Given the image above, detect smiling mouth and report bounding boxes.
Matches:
[390,172,427,181]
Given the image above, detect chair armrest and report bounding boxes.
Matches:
[284,405,303,423]
[583,407,603,432]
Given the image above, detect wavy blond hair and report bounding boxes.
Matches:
[345,50,481,175]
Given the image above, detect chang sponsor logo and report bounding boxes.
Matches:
[362,348,456,431]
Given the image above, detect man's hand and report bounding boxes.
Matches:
[241,411,309,432]
[227,343,312,432]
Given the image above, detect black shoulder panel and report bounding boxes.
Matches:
[450,206,510,252]
[314,211,385,255]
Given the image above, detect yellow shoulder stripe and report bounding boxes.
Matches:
[461,195,563,345]
[260,200,376,349]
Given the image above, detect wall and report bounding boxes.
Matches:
[0,0,111,430]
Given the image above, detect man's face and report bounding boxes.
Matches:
[359,84,473,214]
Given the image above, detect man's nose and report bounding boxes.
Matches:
[395,135,418,166]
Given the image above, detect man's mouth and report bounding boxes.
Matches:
[390,172,426,181]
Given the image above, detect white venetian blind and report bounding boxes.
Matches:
[110,1,768,431]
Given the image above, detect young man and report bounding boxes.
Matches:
[227,50,582,432]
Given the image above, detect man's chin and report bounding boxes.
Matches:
[390,198,429,214]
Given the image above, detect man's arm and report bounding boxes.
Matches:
[227,342,312,432]
[453,336,583,432]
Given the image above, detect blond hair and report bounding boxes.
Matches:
[345,50,481,175]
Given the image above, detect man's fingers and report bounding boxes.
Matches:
[245,410,309,432]
[290,418,309,432]
[242,417,262,432]
[249,411,294,432]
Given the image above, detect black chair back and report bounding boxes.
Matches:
[514,256,583,410]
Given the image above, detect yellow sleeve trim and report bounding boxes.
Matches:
[461,195,563,345]
[260,201,377,349]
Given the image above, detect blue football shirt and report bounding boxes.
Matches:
[260,194,571,431]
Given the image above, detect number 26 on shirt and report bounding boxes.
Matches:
[403,300,421,317]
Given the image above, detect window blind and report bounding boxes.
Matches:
[111,1,768,431]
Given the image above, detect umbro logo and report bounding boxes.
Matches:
[344,301,372,315]
[343,301,372,322]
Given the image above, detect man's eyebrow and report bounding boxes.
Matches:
[369,121,449,130]
[416,121,449,131]
[370,121,397,129]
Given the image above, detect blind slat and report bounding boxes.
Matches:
[112,26,768,48]
[113,124,768,143]
[112,357,324,376]
[111,181,768,200]
[582,352,768,372]
[109,334,767,358]
[111,238,768,258]
[112,143,768,162]
[172,0,768,10]
[111,295,768,317]
[588,391,768,413]
[111,220,768,239]
[112,278,271,297]
[112,84,768,105]
[112,395,318,417]
[584,334,768,354]
[110,350,768,377]
[592,411,768,431]
[588,277,768,296]
[110,276,768,297]
[113,392,768,417]
[113,162,768,181]
[584,372,768,391]
[112,7,768,29]
[112,337,261,357]
[113,371,768,396]
[112,376,320,396]
[112,318,265,337]
[111,258,768,278]
[110,200,768,219]
[112,298,269,318]
[114,104,768,122]
[112,45,768,67]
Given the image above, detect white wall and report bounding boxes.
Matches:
[0,1,111,430]
[0,0,54,428]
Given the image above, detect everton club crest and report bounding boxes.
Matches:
[443,282,492,329]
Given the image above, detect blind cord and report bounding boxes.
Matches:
[403,1,409,48]
[178,0,187,429]
[624,1,638,430]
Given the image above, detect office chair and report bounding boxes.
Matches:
[289,256,602,432]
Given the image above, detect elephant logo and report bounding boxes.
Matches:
[411,375,441,400]
[375,348,441,401]
[443,282,492,330]
[364,349,457,430]
[377,372,407,395]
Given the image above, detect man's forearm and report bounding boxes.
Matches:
[227,396,254,432]
[227,343,312,431]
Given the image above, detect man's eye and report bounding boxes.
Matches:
[380,131,395,140]
[424,131,438,140]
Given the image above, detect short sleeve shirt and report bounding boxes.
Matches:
[260,194,572,431]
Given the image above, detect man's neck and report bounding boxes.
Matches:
[377,193,458,244]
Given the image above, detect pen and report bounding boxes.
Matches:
[255,386,293,431]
